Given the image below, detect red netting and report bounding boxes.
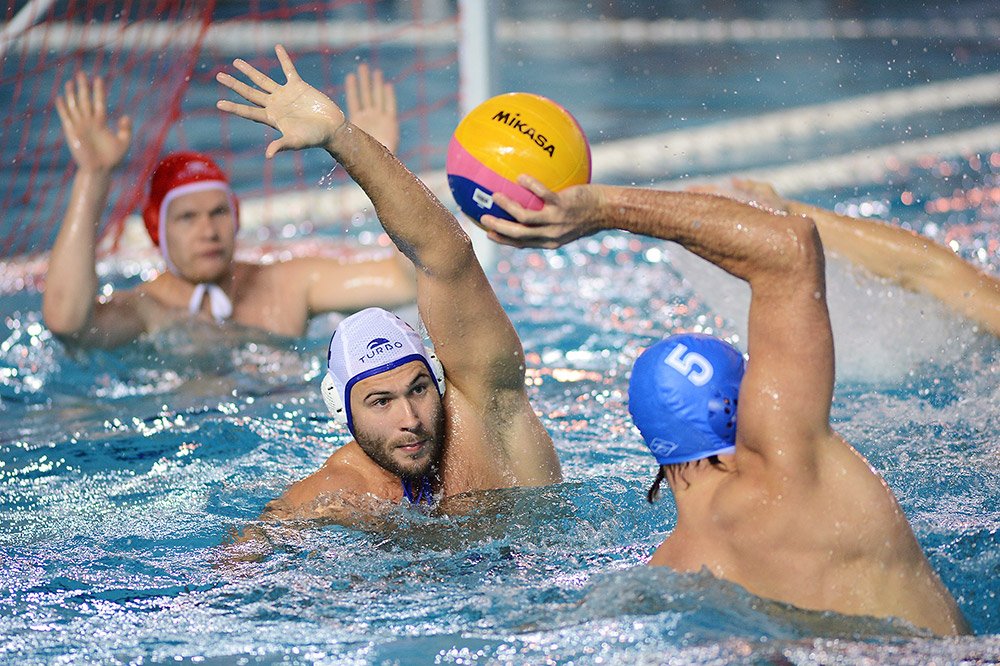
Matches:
[0,0,214,259]
[0,0,460,260]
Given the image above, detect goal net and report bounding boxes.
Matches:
[0,0,461,262]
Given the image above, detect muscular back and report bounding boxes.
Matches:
[653,432,969,635]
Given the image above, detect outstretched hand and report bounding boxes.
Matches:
[345,63,399,153]
[216,44,346,159]
[478,176,604,249]
[55,72,132,173]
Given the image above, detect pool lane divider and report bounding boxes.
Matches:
[655,121,1000,197]
[7,72,997,279]
[586,72,1000,181]
[139,72,998,233]
[15,18,1000,52]
[5,120,999,289]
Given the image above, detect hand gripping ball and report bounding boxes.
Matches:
[446,92,591,224]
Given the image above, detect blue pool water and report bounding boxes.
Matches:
[3,1,1000,663]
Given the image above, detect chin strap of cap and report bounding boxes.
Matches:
[189,283,233,323]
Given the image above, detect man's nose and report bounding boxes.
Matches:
[398,398,421,429]
[199,215,223,239]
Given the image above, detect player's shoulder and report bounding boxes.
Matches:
[267,461,357,512]
[119,276,173,314]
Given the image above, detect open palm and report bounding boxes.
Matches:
[217,45,346,159]
[55,73,132,171]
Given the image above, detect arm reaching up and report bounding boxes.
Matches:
[344,62,399,153]
[44,72,146,347]
[482,177,834,474]
[217,46,560,487]
[716,178,1000,336]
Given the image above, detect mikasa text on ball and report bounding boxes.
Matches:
[446,92,591,224]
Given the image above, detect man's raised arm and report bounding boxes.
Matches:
[751,180,1000,337]
[482,178,835,470]
[44,73,145,348]
[215,46,527,408]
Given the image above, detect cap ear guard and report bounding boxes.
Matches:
[706,390,738,442]
[426,350,447,397]
[321,348,446,427]
[321,372,347,425]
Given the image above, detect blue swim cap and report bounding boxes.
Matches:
[628,333,745,465]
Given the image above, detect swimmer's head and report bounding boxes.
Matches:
[322,309,447,477]
[628,333,744,469]
[142,152,240,280]
[322,309,446,429]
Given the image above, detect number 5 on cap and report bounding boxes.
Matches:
[665,344,714,386]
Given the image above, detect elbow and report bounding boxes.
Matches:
[419,231,478,281]
[41,303,84,339]
[782,215,825,281]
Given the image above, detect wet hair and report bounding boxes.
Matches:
[647,455,725,503]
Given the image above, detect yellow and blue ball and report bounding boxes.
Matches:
[446,92,591,224]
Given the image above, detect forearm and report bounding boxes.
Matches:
[597,186,821,285]
[787,199,963,285]
[325,124,473,278]
[784,200,925,275]
[787,199,1000,334]
[42,168,109,335]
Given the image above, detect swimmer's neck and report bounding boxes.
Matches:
[666,455,735,513]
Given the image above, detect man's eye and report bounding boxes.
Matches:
[412,384,427,395]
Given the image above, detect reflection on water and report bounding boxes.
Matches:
[1,276,997,662]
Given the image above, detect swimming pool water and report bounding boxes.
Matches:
[3,1,1000,663]
[2,157,998,662]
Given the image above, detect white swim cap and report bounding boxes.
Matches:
[321,308,445,433]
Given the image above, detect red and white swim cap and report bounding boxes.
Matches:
[141,151,239,249]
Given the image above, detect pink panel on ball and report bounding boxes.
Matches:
[446,139,543,211]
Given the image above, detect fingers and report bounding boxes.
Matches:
[265,139,287,160]
[216,71,269,108]
[54,95,69,126]
[346,63,393,113]
[230,57,278,93]
[515,174,557,201]
[216,99,272,127]
[344,72,360,117]
[92,76,107,123]
[483,226,562,250]
[370,67,384,110]
[357,62,373,110]
[478,213,538,239]
[62,78,78,119]
[479,213,566,248]
[116,116,133,144]
[493,192,533,222]
[383,77,397,116]
[74,72,93,119]
[274,44,299,82]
